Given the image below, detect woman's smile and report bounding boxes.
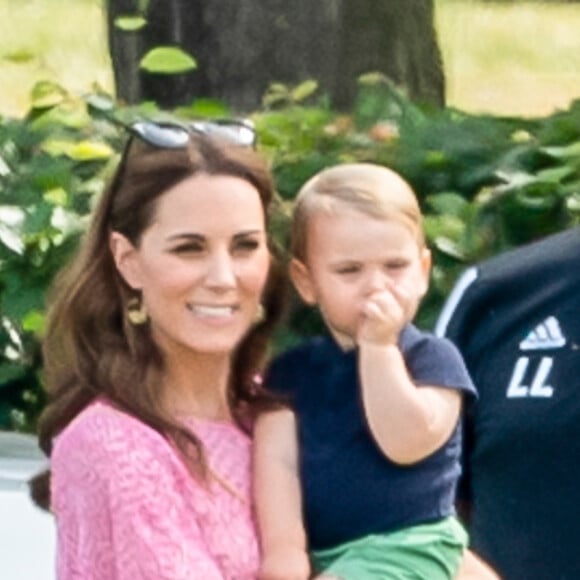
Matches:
[186,303,239,318]
[113,172,270,356]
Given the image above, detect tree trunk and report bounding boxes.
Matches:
[335,0,445,108]
[106,0,143,105]
[107,0,445,112]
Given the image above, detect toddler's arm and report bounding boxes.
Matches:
[254,409,311,580]
[357,286,462,464]
[359,341,461,464]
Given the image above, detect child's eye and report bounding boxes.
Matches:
[385,260,408,270]
[336,265,360,275]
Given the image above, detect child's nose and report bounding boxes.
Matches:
[363,269,390,294]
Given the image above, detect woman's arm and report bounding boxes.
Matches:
[457,550,501,580]
[254,409,310,580]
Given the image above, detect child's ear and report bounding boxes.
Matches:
[109,231,143,290]
[289,259,318,305]
[418,247,432,298]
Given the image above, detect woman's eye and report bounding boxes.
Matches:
[172,242,204,254]
[234,239,260,252]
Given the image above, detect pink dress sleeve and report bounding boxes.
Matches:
[51,402,259,580]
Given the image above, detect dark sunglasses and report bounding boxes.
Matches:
[83,94,257,149]
[126,118,257,150]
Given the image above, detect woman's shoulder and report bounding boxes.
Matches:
[56,399,157,440]
[52,399,173,469]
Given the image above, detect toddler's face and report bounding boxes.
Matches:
[291,207,430,345]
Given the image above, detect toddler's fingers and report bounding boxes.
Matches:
[362,300,384,319]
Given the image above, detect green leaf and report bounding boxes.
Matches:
[84,93,116,113]
[39,139,75,157]
[41,139,114,161]
[262,83,291,108]
[114,16,147,31]
[3,49,36,64]
[426,192,469,217]
[0,273,46,320]
[21,202,53,235]
[22,310,46,335]
[358,72,388,86]
[29,98,93,130]
[0,154,11,176]
[510,129,533,144]
[0,363,28,387]
[424,214,466,247]
[0,207,25,254]
[542,141,580,160]
[424,150,447,167]
[139,47,197,74]
[494,170,536,191]
[174,99,230,119]
[68,141,115,161]
[536,165,575,184]
[291,80,318,103]
[565,193,580,214]
[43,188,68,206]
[29,80,67,110]
[432,236,467,260]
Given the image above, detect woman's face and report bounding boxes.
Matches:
[111,172,270,358]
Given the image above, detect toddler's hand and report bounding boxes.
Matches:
[357,284,409,346]
[258,546,311,580]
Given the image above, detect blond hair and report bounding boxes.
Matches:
[291,163,425,262]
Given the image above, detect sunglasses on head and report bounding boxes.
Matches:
[126,118,257,150]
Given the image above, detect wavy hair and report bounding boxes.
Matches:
[30,133,287,509]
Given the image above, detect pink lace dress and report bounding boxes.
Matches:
[51,400,260,579]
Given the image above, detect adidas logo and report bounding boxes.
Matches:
[519,316,566,351]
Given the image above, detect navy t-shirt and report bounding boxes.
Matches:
[436,227,580,580]
[266,324,476,550]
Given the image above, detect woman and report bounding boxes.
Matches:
[30,120,286,579]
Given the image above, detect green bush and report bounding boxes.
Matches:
[1,79,579,430]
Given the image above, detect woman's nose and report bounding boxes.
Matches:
[205,251,236,289]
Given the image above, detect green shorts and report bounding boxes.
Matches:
[310,517,468,580]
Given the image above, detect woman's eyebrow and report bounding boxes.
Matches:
[166,232,205,242]
[233,229,264,239]
[165,230,264,242]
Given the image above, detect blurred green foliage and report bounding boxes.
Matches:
[1,78,579,430]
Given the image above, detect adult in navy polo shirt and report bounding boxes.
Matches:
[435,227,580,580]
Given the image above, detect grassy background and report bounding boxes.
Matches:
[436,0,580,117]
[0,0,579,119]
[0,0,112,118]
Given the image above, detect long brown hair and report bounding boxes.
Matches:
[30,132,287,509]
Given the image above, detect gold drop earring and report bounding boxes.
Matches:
[126,294,148,325]
[254,304,265,324]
